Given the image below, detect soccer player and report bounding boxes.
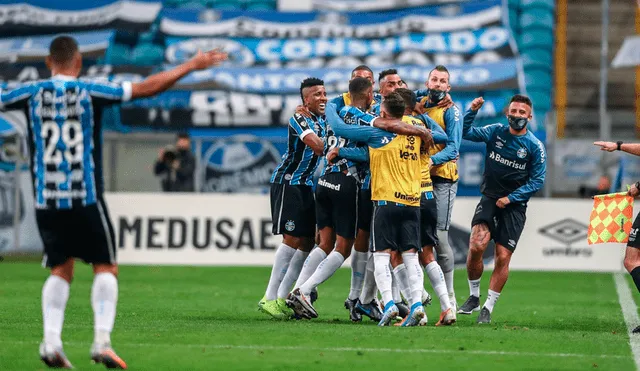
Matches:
[0,36,227,369]
[322,85,431,326]
[418,65,462,313]
[259,78,328,319]
[593,140,640,333]
[458,95,546,324]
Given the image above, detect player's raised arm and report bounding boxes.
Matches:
[131,49,227,99]
[289,113,325,156]
[594,141,640,156]
[338,146,369,163]
[430,105,462,165]
[507,139,547,204]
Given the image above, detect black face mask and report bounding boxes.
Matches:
[508,115,528,131]
[428,89,446,103]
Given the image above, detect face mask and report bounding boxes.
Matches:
[508,115,528,131]
[428,89,446,103]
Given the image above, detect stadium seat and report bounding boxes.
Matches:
[519,11,555,31]
[104,43,132,65]
[244,0,276,10]
[521,49,553,68]
[508,8,518,30]
[131,42,165,66]
[508,0,520,10]
[524,70,552,90]
[518,30,554,51]
[520,0,555,12]
[211,1,243,10]
[527,90,552,111]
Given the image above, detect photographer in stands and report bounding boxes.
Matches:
[154,132,195,192]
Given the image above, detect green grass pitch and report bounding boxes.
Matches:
[0,262,638,370]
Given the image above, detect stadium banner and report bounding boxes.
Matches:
[119,89,517,129]
[311,0,467,12]
[0,111,43,256]
[164,28,515,67]
[0,31,114,64]
[108,193,625,272]
[0,0,162,36]
[160,0,503,37]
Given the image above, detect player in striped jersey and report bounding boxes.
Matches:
[259,78,328,319]
[0,36,227,369]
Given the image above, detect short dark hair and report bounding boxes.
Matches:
[429,65,449,78]
[351,65,373,78]
[177,132,190,140]
[49,35,79,66]
[378,68,398,82]
[300,77,324,102]
[382,92,405,119]
[509,94,533,109]
[395,88,416,111]
[348,77,373,101]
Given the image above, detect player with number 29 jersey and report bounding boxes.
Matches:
[0,77,132,210]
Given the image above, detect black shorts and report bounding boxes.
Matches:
[370,201,420,252]
[471,195,527,252]
[270,182,316,238]
[420,191,438,247]
[628,213,640,248]
[358,187,373,232]
[315,172,359,239]
[38,199,117,269]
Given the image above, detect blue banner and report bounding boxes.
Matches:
[0,0,161,35]
[0,31,114,64]
[165,27,514,67]
[160,0,503,37]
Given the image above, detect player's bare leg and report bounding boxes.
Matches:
[459,223,490,315]
[476,244,512,324]
[421,247,455,326]
[624,247,640,333]
[90,263,127,369]
[40,259,74,369]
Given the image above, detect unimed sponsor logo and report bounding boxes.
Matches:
[117,216,277,251]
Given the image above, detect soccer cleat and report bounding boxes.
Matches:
[458,295,481,315]
[344,298,362,322]
[91,344,128,369]
[396,301,410,319]
[435,308,457,326]
[633,326,640,334]
[378,302,400,327]
[40,342,73,369]
[310,288,318,305]
[287,289,318,319]
[356,300,383,322]
[401,304,425,327]
[276,298,294,318]
[422,290,432,306]
[476,307,492,324]
[259,299,287,319]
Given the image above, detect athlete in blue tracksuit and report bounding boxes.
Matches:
[457,95,546,325]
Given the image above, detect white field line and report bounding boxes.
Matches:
[614,272,640,370]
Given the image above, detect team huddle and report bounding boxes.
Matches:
[259,65,547,326]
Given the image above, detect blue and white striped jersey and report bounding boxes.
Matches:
[270,112,327,187]
[0,75,132,210]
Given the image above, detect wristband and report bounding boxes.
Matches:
[617,141,623,151]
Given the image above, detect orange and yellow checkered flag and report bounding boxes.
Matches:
[588,191,634,244]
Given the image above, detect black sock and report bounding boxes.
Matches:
[631,266,640,293]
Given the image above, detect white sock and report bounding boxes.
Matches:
[425,262,451,312]
[265,243,296,300]
[348,250,369,300]
[373,253,393,307]
[300,251,345,296]
[42,275,70,348]
[277,250,309,299]
[483,289,501,313]
[402,253,425,307]
[392,264,412,304]
[359,255,377,304]
[294,247,327,290]
[469,278,481,298]
[91,273,118,347]
[445,270,455,304]
[391,269,402,303]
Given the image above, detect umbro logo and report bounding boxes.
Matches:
[538,218,588,246]
[381,137,390,144]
